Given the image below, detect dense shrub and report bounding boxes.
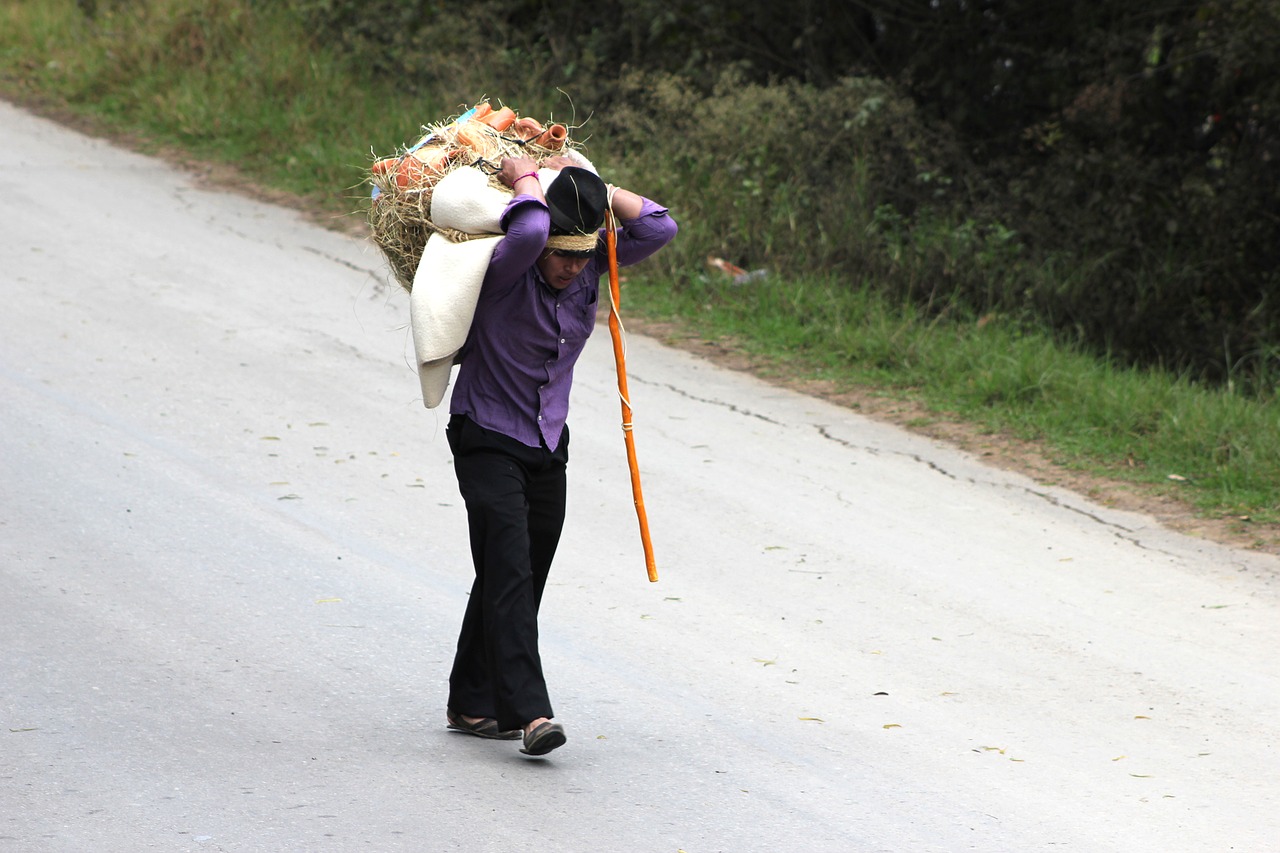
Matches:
[283,0,1279,391]
[585,70,962,277]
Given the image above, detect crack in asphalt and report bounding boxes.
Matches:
[301,245,384,281]
[647,380,1165,548]
[647,379,785,425]
[815,424,958,480]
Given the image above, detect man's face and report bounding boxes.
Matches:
[536,250,591,290]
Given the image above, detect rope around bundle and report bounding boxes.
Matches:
[366,101,580,291]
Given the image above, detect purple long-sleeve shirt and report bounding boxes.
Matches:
[449,192,678,451]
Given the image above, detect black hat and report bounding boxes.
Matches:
[544,167,607,252]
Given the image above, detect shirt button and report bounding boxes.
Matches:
[559,338,566,344]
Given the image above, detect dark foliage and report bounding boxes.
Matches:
[287,0,1280,390]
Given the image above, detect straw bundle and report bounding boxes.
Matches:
[367,101,578,292]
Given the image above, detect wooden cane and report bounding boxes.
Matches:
[604,210,658,582]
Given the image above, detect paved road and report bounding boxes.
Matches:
[2,100,1278,853]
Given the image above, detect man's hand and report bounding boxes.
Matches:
[540,155,575,171]
[498,156,542,193]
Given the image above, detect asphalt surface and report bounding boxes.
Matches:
[2,99,1278,853]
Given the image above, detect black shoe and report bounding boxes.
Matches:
[446,709,521,740]
[519,721,567,756]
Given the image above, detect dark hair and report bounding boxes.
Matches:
[550,247,596,259]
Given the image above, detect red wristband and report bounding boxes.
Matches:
[515,170,539,184]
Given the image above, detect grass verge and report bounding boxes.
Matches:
[625,273,1280,549]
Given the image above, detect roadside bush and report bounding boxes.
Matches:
[588,70,966,281]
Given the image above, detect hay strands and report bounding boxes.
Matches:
[367,101,577,292]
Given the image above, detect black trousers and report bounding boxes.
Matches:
[445,414,568,731]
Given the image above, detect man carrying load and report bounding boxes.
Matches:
[442,153,677,757]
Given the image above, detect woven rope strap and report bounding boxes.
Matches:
[422,220,491,243]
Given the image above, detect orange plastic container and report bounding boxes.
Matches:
[512,116,545,141]
[536,123,567,150]
[476,106,516,131]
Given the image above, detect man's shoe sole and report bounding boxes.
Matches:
[520,722,567,756]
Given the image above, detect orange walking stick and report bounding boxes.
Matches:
[604,210,658,582]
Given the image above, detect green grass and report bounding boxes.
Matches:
[0,1,434,215]
[625,273,1280,528]
[3,0,1277,543]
